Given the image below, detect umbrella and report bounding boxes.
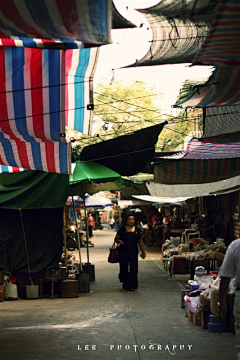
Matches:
[70,161,121,187]
[65,195,83,207]
[85,194,112,208]
[69,161,121,264]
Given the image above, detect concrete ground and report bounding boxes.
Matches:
[0,228,237,360]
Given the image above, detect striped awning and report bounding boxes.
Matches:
[193,0,240,66]
[176,66,240,107]
[0,165,25,173]
[162,137,240,160]
[0,42,100,173]
[147,175,240,197]
[154,158,240,184]
[65,47,99,134]
[0,0,112,47]
[0,1,106,174]
[154,137,240,184]
[0,46,73,173]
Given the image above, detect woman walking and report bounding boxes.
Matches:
[114,213,146,291]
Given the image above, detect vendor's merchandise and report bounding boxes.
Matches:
[197,288,211,313]
[208,314,230,333]
[170,256,187,275]
[178,244,191,254]
[188,280,199,291]
[210,285,220,317]
[188,296,200,313]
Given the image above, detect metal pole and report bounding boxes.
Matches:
[84,196,90,264]
[71,195,83,273]
[63,208,68,273]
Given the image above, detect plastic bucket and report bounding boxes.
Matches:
[188,296,200,313]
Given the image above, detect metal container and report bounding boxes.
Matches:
[60,280,78,298]
[26,285,39,299]
[4,282,18,300]
[82,263,95,282]
[78,273,90,293]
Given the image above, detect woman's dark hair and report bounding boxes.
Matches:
[125,213,135,222]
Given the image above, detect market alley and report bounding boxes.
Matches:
[0,228,236,360]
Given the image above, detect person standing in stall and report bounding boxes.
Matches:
[219,237,240,360]
[87,213,95,238]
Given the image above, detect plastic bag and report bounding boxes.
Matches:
[228,277,237,295]
[198,275,213,290]
[197,288,211,312]
[188,296,200,313]
[212,276,221,288]
[210,285,220,317]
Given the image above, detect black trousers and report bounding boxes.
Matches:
[88,226,93,238]
[118,255,138,289]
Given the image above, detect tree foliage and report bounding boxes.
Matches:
[79,80,162,147]
[73,80,196,158]
[157,110,193,151]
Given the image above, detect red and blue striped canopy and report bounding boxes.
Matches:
[0,41,99,173]
[0,1,107,174]
[154,137,240,184]
[0,46,73,173]
[0,0,111,47]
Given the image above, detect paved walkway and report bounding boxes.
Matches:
[0,228,237,360]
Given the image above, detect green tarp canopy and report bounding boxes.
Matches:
[0,170,69,209]
[69,161,121,196]
[0,171,69,273]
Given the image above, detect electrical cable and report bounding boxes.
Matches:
[94,91,162,114]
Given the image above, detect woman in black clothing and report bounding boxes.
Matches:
[114,213,146,291]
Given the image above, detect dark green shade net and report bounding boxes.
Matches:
[0,170,69,209]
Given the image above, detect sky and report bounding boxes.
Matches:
[94,0,212,114]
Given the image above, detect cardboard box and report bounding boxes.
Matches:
[188,309,193,321]
[193,312,201,326]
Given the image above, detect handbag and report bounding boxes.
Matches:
[108,241,119,263]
